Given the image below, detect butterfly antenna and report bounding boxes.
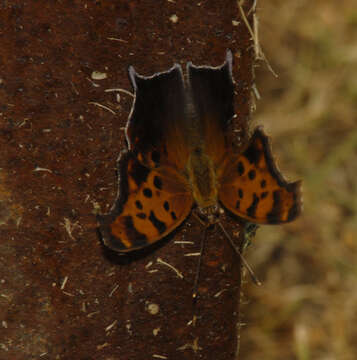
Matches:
[217,221,262,286]
[192,226,208,301]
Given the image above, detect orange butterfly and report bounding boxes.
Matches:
[98,51,302,252]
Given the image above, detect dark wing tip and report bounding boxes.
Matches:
[250,126,303,222]
[287,180,303,221]
[128,63,183,91]
[251,126,297,188]
[186,49,233,73]
[97,215,132,253]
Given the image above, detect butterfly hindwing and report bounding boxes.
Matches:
[218,128,302,224]
[98,151,193,252]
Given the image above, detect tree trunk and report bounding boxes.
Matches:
[0,1,254,359]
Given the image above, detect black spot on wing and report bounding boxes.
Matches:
[287,184,301,221]
[123,216,148,247]
[135,200,143,210]
[238,188,243,198]
[136,213,146,219]
[261,179,267,188]
[260,191,268,199]
[288,202,299,222]
[237,161,245,176]
[235,200,240,209]
[170,211,177,220]
[129,159,150,187]
[248,169,256,180]
[267,190,282,223]
[153,176,163,190]
[247,193,259,218]
[149,211,167,234]
[163,201,170,211]
[244,140,262,164]
[143,188,152,198]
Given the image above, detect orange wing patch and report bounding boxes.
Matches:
[98,151,193,252]
[219,128,302,224]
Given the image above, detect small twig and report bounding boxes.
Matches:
[192,227,208,300]
[156,258,184,279]
[60,276,69,290]
[107,37,128,43]
[105,88,134,97]
[237,0,278,77]
[218,222,261,286]
[88,102,116,115]
[108,284,119,297]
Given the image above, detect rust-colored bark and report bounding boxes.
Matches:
[0,1,254,359]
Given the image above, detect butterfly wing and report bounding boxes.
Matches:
[98,151,193,252]
[126,63,190,170]
[187,50,235,167]
[218,128,302,224]
[98,64,193,252]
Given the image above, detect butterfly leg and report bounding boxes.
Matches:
[241,223,260,251]
[217,222,262,286]
[192,226,208,302]
[191,209,219,302]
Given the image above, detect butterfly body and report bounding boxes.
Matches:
[98,51,302,252]
[186,147,218,210]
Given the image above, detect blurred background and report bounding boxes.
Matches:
[240,1,357,359]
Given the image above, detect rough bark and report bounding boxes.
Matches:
[0,1,254,359]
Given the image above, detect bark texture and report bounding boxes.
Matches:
[0,1,254,359]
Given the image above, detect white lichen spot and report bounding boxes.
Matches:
[146,302,160,315]
[153,327,161,336]
[169,14,178,23]
[91,71,107,80]
[128,282,133,294]
[126,320,133,335]
[232,20,239,26]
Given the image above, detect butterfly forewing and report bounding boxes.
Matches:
[187,51,235,167]
[126,65,190,171]
[218,128,302,224]
[98,63,197,251]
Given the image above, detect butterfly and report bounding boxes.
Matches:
[97,50,302,253]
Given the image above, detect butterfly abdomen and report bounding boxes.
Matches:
[186,148,218,209]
